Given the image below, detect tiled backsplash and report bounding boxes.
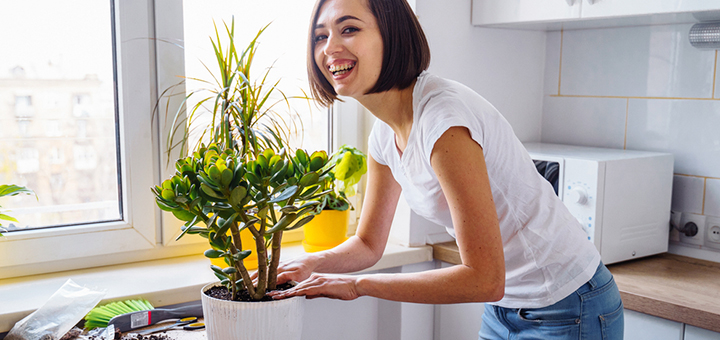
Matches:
[542,24,720,260]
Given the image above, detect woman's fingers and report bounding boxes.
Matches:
[270,274,359,301]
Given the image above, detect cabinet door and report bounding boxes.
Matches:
[580,0,720,19]
[685,325,720,340]
[624,310,683,340]
[472,0,581,26]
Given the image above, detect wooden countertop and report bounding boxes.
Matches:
[431,242,720,333]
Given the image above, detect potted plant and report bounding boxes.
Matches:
[0,184,35,236]
[302,145,367,252]
[151,21,333,340]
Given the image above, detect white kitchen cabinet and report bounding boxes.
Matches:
[471,0,720,29]
[580,0,720,19]
[471,0,581,26]
[624,310,683,340]
[685,325,720,340]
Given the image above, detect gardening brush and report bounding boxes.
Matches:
[107,301,204,332]
[84,299,155,330]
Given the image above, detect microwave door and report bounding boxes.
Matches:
[529,155,565,199]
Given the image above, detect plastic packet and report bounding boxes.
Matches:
[6,279,106,340]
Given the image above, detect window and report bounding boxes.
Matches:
[0,0,333,278]
[0,0,161,278]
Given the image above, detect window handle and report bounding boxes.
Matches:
[566,0,574,5]
[586,0,594,4]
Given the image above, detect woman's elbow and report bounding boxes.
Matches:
[487,279,505,302]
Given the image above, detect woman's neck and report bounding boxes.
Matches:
[356,82,416,151]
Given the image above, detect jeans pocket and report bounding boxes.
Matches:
[600,302,624,340]
[516,308,581,326]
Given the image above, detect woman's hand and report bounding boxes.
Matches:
[274,255,318,285]
[269,273,361,301]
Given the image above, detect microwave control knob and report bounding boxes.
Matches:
[568,188,588,205]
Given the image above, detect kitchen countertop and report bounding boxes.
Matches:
[431,242,720,333]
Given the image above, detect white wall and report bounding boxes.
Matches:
[541,24,720,262]
[417,0,547,142]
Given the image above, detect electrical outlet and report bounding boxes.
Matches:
[669,211,682,243]
[704,216,720,250]
[679,213,706,247]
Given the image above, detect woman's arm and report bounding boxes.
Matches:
[274,153,403,284]
[272,127,505,303]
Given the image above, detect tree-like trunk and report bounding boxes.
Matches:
[268,231,283,290]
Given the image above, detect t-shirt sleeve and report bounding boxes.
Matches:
[420,98,485,164]
[368,120,389,166]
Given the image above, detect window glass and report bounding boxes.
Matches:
[181,0,327,153]
[0,1,121,231]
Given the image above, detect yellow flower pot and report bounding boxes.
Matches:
[210,227,259,270]
[302,209,349,252]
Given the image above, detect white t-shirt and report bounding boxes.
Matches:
[368,72,601,308]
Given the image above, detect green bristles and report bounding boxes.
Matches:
[84,299,154,329]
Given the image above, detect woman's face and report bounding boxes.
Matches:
[313,0,383,99]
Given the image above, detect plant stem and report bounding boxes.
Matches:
[252,217,269,300]
[268,231,282,290]
[229,221,255,300]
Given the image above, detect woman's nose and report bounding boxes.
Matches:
[323,33,342,56]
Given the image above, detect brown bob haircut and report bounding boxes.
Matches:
[307,0,431,107]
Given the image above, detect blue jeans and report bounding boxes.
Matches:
[479,262,624,340]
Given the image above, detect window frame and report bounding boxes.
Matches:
[0,0,368,280]
[0,0,207,279]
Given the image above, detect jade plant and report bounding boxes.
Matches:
[151,20,333,301]
[0,184,35,236]
[313,145,367,213]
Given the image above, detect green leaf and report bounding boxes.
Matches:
[204,249,224,258]
[172,209,196,222]
[220,168,233,187]
[0,185,36,199]
[299,172,320,187]
[229,186,247,207]
[265,213,297,234]
[233,249,252,261]
[200,183,224,199]
[0,214,18,223]
[222,267,238,274]
[285,214,315,231]
[269,185,298,203]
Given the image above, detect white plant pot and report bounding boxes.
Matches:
[201,282,304,340]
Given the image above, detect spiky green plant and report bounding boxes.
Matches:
[0,184,36,236]
[152,20,333,301]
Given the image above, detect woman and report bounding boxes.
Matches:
[268,0,624,338]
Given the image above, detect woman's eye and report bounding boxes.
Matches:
[314,35,327,43]
[342,27,359,34]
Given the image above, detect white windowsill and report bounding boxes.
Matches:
[0,241,433,333]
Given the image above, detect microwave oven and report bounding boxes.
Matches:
[523,143,674,264]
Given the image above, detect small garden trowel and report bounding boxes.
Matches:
[107,302,204,332]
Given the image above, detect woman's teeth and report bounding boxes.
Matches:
[329,63,355,76]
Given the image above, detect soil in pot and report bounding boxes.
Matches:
[204,282,295,302]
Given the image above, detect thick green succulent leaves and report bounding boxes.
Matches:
[233,250,252,261]
[256,154,268,172]
[295,149,308,166]
[229,186,248,207]
[161,179,173,191]
[161,189,175,201]
[201,183,225,199]
[222,267,238,275]
[270,185,298,203]
[172,209,196,222]
[285,214,315,231]
[204,249,224,258]
[263,148,275,160]
[265,213,297,234]
[308,150,328,171]
[299,172,320,187]
[208,166,222,184]
[221,168,233,187]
